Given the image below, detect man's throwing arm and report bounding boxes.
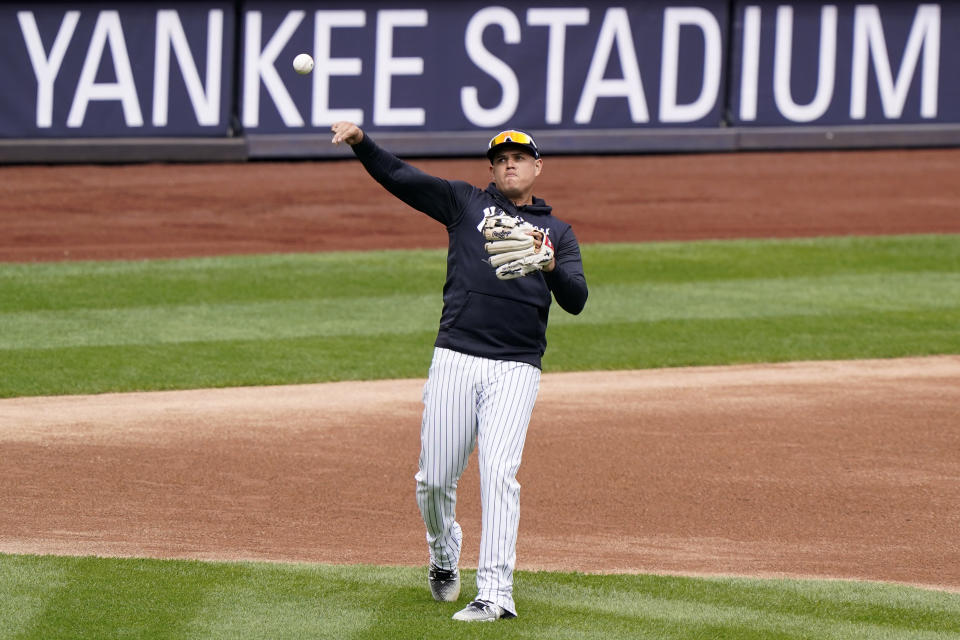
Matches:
[349,136,467,226]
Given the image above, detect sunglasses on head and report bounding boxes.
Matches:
[488,130,537,150]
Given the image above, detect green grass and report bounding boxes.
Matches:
[1,554,958,640]
[2,234,959,397]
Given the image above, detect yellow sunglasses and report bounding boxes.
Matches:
[487,130,539,159]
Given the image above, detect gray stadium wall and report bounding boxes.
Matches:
[2,1,959,163]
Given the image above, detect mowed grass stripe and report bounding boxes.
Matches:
[2,333,438,397]
[4,272,958,350]
[0,555,216,639]
[0,250,445,312]
[525,577,958,640]
[1,556,958,640]
[545,309,960,370]
[1,234,958,397]
[181,565,373,640]
[0,294,442,349]
[3,235,957,312]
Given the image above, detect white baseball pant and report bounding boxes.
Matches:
[415,347,541,617]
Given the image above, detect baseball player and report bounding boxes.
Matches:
[331,122,587,622]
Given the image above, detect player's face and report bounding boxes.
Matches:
[490,149,542,202]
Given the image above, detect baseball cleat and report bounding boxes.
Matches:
[428,564,460,602]
[452,599,513,622]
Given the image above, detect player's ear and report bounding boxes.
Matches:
[534,158,543,176]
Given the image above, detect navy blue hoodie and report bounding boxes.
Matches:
[351,135,588,368]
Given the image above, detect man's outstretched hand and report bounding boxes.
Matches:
[331,122,364,146]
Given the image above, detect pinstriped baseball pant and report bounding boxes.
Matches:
[415,347,541,617]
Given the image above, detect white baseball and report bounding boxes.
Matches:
[293,53,314,75]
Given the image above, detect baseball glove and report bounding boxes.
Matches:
[482,213,554,280]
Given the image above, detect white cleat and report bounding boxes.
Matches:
[452,599,512,622]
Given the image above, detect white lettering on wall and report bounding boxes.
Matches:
[851,4,940,119]
[18,10,80,128]
[461,7,521,128]
[773,5,837,123]
[574,7,648,124]
[741,4,941,123]
[739,5,761,121]
[659,7,722,123]
[153,9,223,127]
[526,7,590,125]
[68,11,143,128]
[312,10,365,126]
[374,9,427,126]
[243,10,305,128]
[14,3,948,135]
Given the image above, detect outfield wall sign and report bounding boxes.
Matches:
[729,2,955,126]
[0,1,956,139]
[0,3,235,137]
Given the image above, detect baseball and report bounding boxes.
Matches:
[293,53,314,75]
